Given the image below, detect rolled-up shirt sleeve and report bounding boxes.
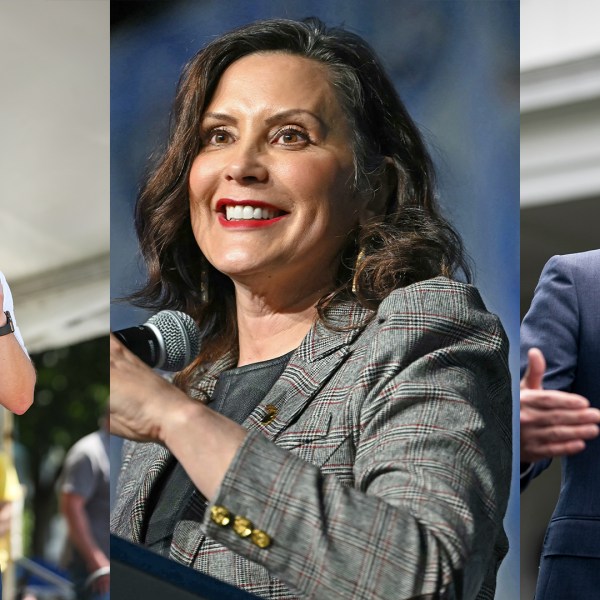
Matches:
[1,271,28,354]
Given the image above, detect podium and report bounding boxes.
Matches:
[111,535,261,599]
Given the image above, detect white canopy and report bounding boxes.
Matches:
[0,1,109,352]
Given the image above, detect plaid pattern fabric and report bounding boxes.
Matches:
[111,277,512,599]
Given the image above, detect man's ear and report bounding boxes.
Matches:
[358,157,397,225]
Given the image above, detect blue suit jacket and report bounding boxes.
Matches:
[521,250,600,598]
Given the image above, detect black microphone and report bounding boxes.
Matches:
[113,310,201,372]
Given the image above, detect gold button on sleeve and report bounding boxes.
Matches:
[233,516,253,538]
[210,505,231,527]
[251,529,272,549]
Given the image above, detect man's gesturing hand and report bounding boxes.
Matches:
[520,348,600,464]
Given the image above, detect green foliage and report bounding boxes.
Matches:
[17,335,109,556]
[19,337,109,455]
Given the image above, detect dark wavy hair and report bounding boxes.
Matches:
[130,17,471,388]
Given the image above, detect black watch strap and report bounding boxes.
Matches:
[0,311,15,336]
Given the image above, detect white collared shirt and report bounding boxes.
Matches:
[0,271,27,353]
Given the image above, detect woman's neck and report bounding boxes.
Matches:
[233,282,329,367]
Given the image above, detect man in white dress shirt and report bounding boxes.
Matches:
[0,271,35,414]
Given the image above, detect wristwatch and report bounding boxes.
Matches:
[0,311,15,336]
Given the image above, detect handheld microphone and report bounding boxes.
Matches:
[113,310,201,372]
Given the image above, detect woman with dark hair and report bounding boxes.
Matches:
[111,18,511,600]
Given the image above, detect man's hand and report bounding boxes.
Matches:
[520,348,600,464]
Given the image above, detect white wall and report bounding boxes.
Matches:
[521,0,600,70]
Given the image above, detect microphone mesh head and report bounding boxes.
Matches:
[146,310,201,371]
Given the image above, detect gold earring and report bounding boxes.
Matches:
[200,258,209,304]
[352,248,365,295]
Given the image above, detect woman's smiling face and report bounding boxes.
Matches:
[188,52,366,294]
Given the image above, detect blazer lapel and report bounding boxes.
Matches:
[243,300,372,439]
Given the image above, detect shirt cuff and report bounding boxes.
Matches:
[519,462,534,479]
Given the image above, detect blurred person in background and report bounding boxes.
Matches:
[111,18,512,599]
[520,250,600,597]
[59,412,110,600]
[0,271,35,414]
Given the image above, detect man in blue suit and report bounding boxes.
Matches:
[521,250,600,598]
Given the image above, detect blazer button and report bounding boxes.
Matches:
[210,505,231,527]
[251,529,272,549]
[260,404,278,425]
[233,516,253,538]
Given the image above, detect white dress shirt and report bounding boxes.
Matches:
[0,271,27,352]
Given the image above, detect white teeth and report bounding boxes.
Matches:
[224,204,280,221]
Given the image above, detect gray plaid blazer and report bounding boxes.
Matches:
[111,277,512,600]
